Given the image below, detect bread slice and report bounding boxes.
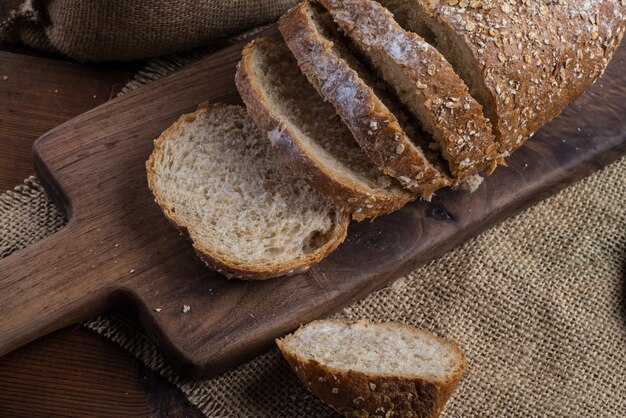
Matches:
[279,1,451,198]
[236,37,414,221]
[146,103,349,280]
[319,0,499,181]
[379,0,626,154]
[277,319,467,418]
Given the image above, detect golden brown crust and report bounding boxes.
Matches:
[320,0,499,181]
[235,37,414,221]
[279,1,451,198]
[146,102,350,280]
[277,319,467,418]
[411,0,626,154]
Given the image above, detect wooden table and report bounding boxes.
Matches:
[0,3,204,415]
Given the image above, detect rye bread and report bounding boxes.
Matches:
[277,319,467,418]
[319,0,500,181]
[279,1,451,198]
[146,103,349,280]
[236,37,414,221]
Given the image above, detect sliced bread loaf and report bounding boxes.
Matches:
[236,37,414,221]
[319,0,499,181]
[146,103,349,280]
[279,1,451,198]
[379,0,626,154]
[277,319,467,418]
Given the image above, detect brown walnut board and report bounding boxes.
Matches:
[0,29,624,380]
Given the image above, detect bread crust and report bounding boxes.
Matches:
[277,319,467,418]
[236,37,414,221]
[407,0,626,154]
[146,102,350,280]
[319,0,499,181]
[279,1,451,198]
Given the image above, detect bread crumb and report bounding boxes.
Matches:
[129,269,135,273]
[154,308,162,313]
[2,75,8,81]
[390,277,407,292]
[460,174,484,193]
[182,304,191,313]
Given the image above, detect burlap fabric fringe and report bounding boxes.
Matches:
[1,53,625,417]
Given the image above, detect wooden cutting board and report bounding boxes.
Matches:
[1,29,624,380]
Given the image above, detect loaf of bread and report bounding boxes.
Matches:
[146,103,349,279]
[148,0,623,279]
[378,0,626,154]
[277,320,467,418]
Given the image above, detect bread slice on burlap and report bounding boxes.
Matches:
[236,37,414,221]
[279,1,451,198]
[319,0,499,181]
[277,319,467,418]
[378,0,626,154]
[146,103,349,280]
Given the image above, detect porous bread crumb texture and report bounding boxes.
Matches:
[319,0,499,181]
[147,104,348,279]
[279,1,451,197]
[283,320,462,377]
[277,320,467,418]
[236,38,415,220]
[380,0,626,154]
[246,40,389,190]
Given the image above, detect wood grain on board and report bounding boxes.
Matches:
[0,37,198,415]
[0,30,624,381]
[0,327,203,418]
[0,51,134,192]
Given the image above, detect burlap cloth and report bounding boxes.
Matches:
[1,46,626,418]
[0,0,299,61]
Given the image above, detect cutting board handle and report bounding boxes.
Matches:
[0,222,113,357]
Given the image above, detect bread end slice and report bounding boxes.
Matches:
[277,319,467,417]
[146,103,349,280]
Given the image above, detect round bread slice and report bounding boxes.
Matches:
[279,1,451,198]
[146,103,350,280]
[236,37,414,221]
[277,319,467,417]
[320,0,500,181]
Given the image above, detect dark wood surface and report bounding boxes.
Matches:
[0,51,134,192]
[0,328,202,417]
[0,28,623,382]
[0,15,203,416]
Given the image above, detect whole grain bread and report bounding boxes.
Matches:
[146,103,349,280]
[279,1,451,198]
[319,0,499,181]
[379,0,626,154]
[277,319,467,418]
[236,37,414,221]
